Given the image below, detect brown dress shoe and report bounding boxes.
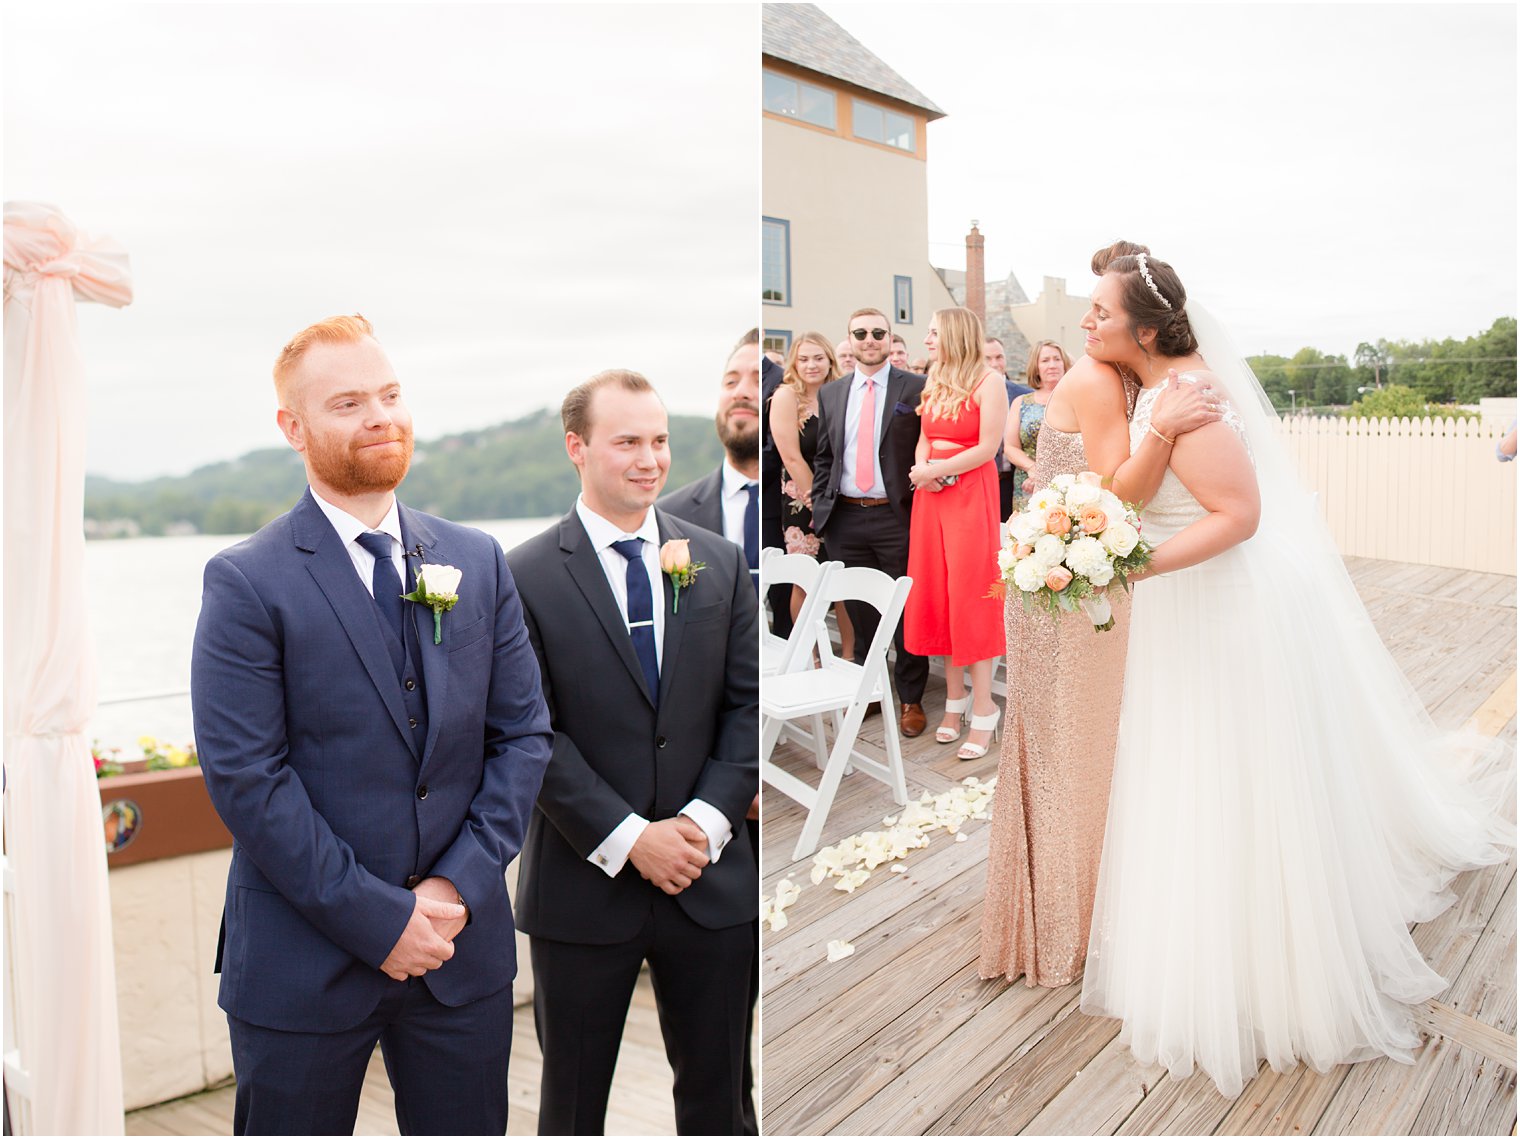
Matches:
[900,703,927,738]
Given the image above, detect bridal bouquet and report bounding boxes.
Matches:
[996,472,1152,631]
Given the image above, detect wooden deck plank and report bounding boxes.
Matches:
[761,558,1516,1137]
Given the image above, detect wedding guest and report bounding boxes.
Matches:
[659,330,761,595]
[890,333,910,369]
[903,307,1008,759]
[191,314,553,1135]
[769,331,855,659]
[765,349,785,368]
[835,338,856,375]
[1497,421,1516,462]
[985,336,1035,518]
[811,307,929,737]
[508,370,758,1135]
[759,346,794,639]
[909,357,930,373]
[1004,339,1073,511]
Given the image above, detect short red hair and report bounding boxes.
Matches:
[273,313,375,405]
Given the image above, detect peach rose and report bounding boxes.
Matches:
[1015,543,1034,559]
[1045,508,1072,536]
[1044,565,1073,591]
[1079,506,1109,533]
[659,539,692,574]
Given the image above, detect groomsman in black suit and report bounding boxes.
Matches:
[811,306,929,738]
[507,369,758,1135]
[658,329,763,1134]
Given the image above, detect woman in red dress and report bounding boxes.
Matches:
[904,307,1010,759]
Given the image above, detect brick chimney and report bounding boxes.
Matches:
[965,221,985,323]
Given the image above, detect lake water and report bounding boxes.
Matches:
[85,516,558,752]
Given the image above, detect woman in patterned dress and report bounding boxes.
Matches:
[1003,339,1071,513]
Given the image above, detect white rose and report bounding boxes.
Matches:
[1050,473,1076,492]
[419,563,462,599]
[1065,483,1101,510]
[1012,557,1046,592]
[996,545,1018,573]
[1027,487,1063,514]
[1097,489,1126,519]
[1098,519,1140,558]
[1087,561,1115,587]
[1064,536,1111,580]
[1033,534,1066,569]
[1010,512,1045,546]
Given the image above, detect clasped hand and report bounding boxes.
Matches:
[380,876,467,982]
[629,816,710,895]
[908,462,946,491]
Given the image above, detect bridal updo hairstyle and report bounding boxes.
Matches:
[1091,240,1199,358]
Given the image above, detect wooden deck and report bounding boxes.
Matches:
[760,557,1517,1136]
[126,971,682,1135]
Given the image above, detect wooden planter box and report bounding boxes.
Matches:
[97,767,232,868]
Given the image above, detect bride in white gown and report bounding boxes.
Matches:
[1075,246,1514,1097]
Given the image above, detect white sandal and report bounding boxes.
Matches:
[936,696,969,744]
[957,709,1001,761]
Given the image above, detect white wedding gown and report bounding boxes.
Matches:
[1080,372,1513,1098]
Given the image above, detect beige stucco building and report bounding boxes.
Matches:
[761,4,954,357]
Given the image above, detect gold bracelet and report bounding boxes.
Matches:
[1147,423,1175,446]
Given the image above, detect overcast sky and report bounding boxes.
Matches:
[5,3,757,480]
[823,2,1517,362]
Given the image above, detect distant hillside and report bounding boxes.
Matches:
[85,409,726,537]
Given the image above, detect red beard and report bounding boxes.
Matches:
[306,426,414,495]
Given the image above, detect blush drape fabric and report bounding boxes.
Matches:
[4,200,132,1136]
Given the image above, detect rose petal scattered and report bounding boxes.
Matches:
[826,939,855,962]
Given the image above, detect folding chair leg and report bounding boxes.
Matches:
[761,714,785,763]
[881,709,909,806]
[810,713,828,770]
[792,702,869,861]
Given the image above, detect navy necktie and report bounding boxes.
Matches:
[743,482,759,593]
[611,538,660,708]
[357,531,406,677]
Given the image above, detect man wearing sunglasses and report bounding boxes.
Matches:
[809,307,930,738]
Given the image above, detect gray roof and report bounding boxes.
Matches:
[763,4,945,119]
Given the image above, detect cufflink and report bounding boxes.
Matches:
[596,854,608,865]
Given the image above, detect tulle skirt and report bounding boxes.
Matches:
[1080,536,1513,1098]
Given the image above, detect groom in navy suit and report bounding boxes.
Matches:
[191,314,553,1135]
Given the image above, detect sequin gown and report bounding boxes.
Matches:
[903,397,1004,664]
[979,385,1136,988]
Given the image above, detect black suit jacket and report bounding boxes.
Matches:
[506,509,758,944]
[657,467,724,538]
[760,357,784,526]
[811,366,927,532]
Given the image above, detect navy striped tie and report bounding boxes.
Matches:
[611,538,660,707]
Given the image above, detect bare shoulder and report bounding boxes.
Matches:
[1062,357,1126,411]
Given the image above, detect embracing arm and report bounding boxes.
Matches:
[428,541,555,916]
[1136,422,1260,577]
[769,386,813,499]
[192,555,416,969]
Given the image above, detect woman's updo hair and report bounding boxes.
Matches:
[1093,240,1199,357]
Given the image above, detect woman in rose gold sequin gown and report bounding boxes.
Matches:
[979,240,1216,987]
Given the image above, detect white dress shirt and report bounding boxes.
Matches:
[839,363,890,498]
[574,496,733,877]
[719,459,758,557]
[311,490,407,592]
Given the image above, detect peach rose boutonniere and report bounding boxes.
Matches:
[659,539,707,614]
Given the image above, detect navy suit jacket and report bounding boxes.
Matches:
[191,489,553,1032]
[507,509,758,943]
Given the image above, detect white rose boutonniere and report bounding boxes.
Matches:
[402,563,462,644]
[659,539,706,614]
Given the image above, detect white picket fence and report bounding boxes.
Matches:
[1277,415,1515,575]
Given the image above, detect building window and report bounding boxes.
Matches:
[852,98,915,152]
[762,217,790,305]
[763,69,837,129]
[763,330,792,356]
[894,276,913,325]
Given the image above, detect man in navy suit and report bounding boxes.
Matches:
[508,369,757,1134]
[191,314,553,1135]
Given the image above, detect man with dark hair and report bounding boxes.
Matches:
[811,307,930,738]
[889,333,910,370]
[508,371,757,1134]
[985,336,1034,519]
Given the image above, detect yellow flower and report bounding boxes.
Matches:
[138,735,157,749]
[167,747,191,768]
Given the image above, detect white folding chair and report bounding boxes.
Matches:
[759,549,839,677]
[761,566,913,860]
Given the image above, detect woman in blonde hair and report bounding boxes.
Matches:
[903,307,1009,759]
[768,331,855,658]
[1004,339,1072,511]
